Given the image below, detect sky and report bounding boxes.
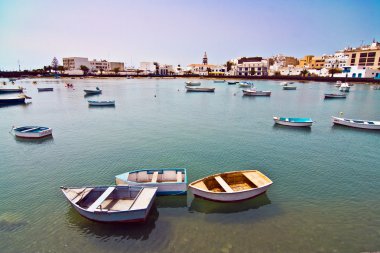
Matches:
[0,0,379,70]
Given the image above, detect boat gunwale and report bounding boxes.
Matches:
[116,168,187,185]
[188,170,272,194]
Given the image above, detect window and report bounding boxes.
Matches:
[359,58,366,63]
[352,53,356,58]
[368,52,376,57]
[367,58,375,62]
[366,62,374,66]
[351,59,355,64]
[360,53,367,57]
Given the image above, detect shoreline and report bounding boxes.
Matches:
[1,72,379,84]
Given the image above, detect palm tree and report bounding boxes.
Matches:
[99,67,104,76]
[300,69,309,77]
[80,65,89,75]
[328,68,342,77]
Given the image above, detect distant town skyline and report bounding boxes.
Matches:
[0,0,379,70]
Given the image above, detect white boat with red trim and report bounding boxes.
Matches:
[12,126,53,139]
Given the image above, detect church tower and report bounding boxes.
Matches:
[202,52,208,65]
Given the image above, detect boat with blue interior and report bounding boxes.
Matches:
[332,116,380,130]
[12,126,52,138]
[239,81,254,88]
[60,185,158,223]
[115,168,187,195]
[273,117,313,127]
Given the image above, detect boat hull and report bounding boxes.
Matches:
[331,116,380,130]
[186,87,215,92]
[84,90,102,94]
[13,127,53,139]
[185,82,201,86]
[37,88,54,92]
[0,89,23,93]
[0,98,25,105]
[283,86,296,90]
[324,94,346,99]
[88,101,115,106]
[273,117,313,127]
[117,181,186,196]
[243,90,271,96]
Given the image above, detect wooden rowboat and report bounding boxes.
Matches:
[0,86,24,93]
[185,81,201,86]
[324,93,346,99]
[331,116,380,130]
[242,89,271,96]
[84,87,102,95]
[115,168,187,195]
[61,185,158,223]
[189,170,273,202]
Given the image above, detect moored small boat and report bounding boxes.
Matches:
[185,86,215,92]
[185,81,201,86]
[282,83,297,90]
[0,94,31,105]
[0,86,24,93]
[324,93,346,99]
[88,100,115,106]
[227,81,238,85]
[189,170,273,202]
[12,126,53,138]
[115,168,187,195]
[339,83,350,92]
[373,86,380,90]
[213,80,225,83]
[273,117,313,127]
[331,116,380,130]
[84,87,102,94]
[239,81,253,88]
[242,89,271,96]
[37,87,54,92]
[60,185,158,223]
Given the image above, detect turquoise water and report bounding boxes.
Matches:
[0,78,379,253]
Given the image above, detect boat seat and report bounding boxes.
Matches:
[151,171,158,183]
[243,172,267,187]
[176,171,182,182]
[21,127,39,133]
[71,188,93,204]
[87,187,115,212]
[214,176,234,193]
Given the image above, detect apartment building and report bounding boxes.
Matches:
[63,57,91,70]
[231,57,269,76]
[344,40,380,69]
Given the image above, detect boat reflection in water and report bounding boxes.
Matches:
[14,135,54,144]
[272,123,312,133]
[189,193,271,214]
[65,204,159,241]
[155,195,187,209]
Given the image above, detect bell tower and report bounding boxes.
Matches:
[203,52,208,65]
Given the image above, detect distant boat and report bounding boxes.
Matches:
[239,82,253,88]
[280,82,288,86]
[0,86,24,93]
[37,87,54,92]
[8,78,17,82]
[60,185,158,223]
[324,93,346,99]
[0,94,31,105]
[84,87,102,94]
[185,81,201,86]
[339,83,350,92]
[373,86,380,90]
[188,170,273,202]
[273,117,313,127]
[185,86,215,92]
[227,81,238,85]
[282,83,297,90]
[332,116,380,130]
[65,83,74,88]
[213,80,225,83]
[88,100,115,106]
[242,89,271,96]
[12,126,52,139]
[115,168,187,196]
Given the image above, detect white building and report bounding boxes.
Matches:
[334,66,380,78]
[323,52,349,69]
[231,57,269,76]
[158,64,174,75]
[90,59,109,71]
[278,65,304,76]
[63,57,91,70]
[139,62,157,74]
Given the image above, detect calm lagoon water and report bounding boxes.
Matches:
[0,78,379,253]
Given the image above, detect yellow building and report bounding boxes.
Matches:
[298,55,325,69]
[298,55,314,68]
[344,41,380,69]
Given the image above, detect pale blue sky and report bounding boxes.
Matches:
[0,0,379,70]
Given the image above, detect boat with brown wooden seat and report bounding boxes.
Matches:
[188,170,273,202]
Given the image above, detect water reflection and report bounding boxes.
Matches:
[0,102,32,108]
[84,93,101,98]
[188,193,271,214]
[155,195,187,209]
[65,205,159,241]
[14,135,54,144]
[272,124,312,133]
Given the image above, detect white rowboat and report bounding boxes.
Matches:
[88,100,115,106]
[13,126,52,138]
[331,116,380,130]
[61,185,158,223]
